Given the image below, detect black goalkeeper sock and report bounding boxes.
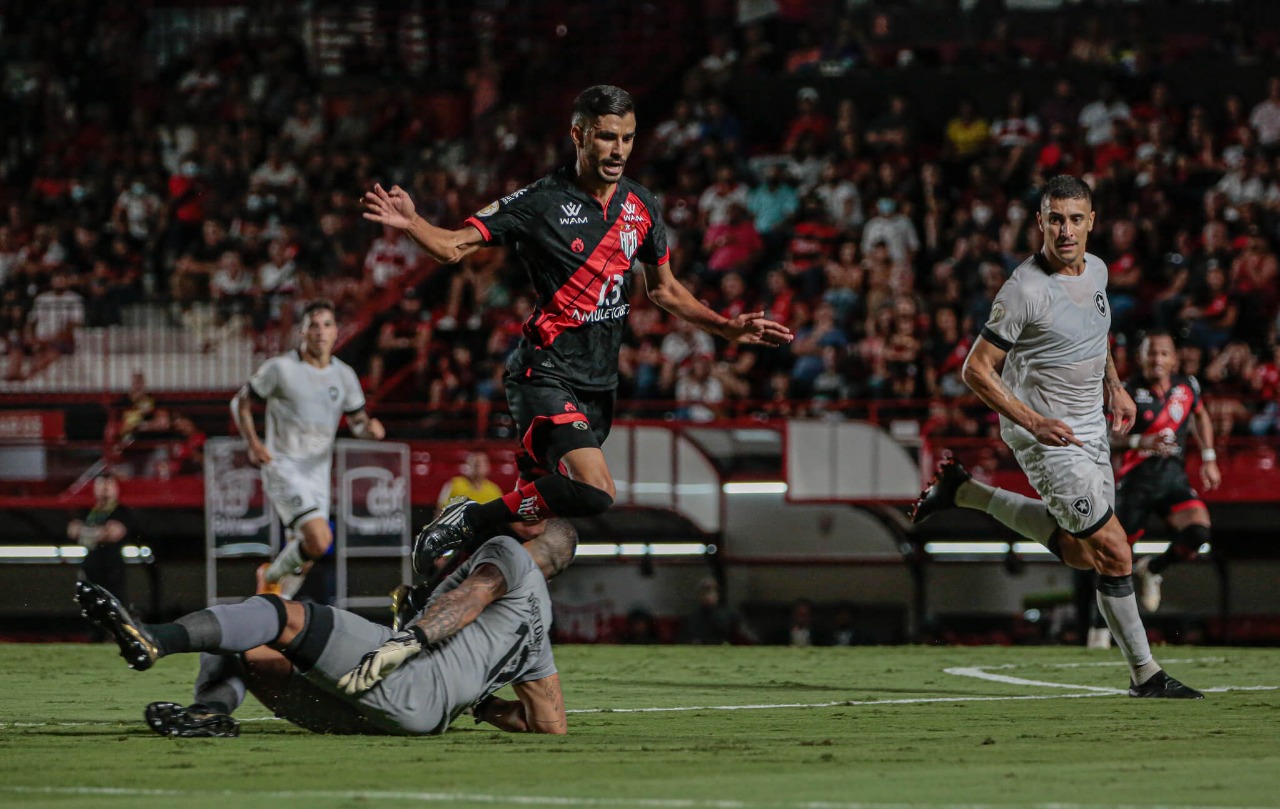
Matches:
[146,623,191,657]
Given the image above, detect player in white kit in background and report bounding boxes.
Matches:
[232,300,385,597]
[912,176,1203,698]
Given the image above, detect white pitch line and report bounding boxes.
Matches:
[1,786,1277,809]
[2,658,1271,729]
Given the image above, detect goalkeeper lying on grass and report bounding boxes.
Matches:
[75,519,575,737]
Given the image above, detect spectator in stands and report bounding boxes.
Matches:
[1038,78,1082,138]
[439,247,509,332]
[783,87,831,153]
[363,224,427,294]
[702,201,763,279]
[790,302,848,395]
[66,471,134,613]
[698,164,749,230]
[1248,76,1280,154]
[1181,263,1238,353]
[678,577,745,645]
[943,98,990,163]
[438,450,504,508]
[1107,219,1143,335]
[209,249,255,327]
[864,95,914,155]
[673,353,724,423]
[368,287,431,394]
[29,271,84,370]
[780,598,818,646]
[747,163,799,255]
[861,198,918,267]
[811,162,863,235]
[281,99,325,152]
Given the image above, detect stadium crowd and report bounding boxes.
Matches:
[2,1,1280,441]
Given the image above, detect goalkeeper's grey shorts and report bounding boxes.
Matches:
[275,606,453,735]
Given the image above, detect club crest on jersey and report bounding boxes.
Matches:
[1168,402,1184,423]
[571,238,585,253]
[559,202,587,225]
[620,225,639,261]
[328,386,340,401]
[1072,496,1092,518]
[1094,291,1107,317]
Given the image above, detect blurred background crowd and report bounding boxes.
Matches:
[4,0,1280,441]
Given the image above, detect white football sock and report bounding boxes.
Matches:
[985,488,1058,544]
[954,478,995,511]
[263,538,307,583]
[1096,575,1161,685]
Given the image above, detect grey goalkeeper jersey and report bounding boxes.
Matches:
[981,252,1112,444]
[413,536,556,729]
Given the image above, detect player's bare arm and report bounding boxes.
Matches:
[1190,401,1221,491]
[962,336,1083,447]
[476,673,568,735]
[346,408,385,441]
[1104,347,1136,435]
[408,563,509,644]
[641,261,792,346]
[362,183,486,265]
[230,384,271,466]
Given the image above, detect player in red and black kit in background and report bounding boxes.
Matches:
[362,85,792,585]
[1112,330,1221,613]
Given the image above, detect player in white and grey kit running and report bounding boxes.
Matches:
[76,519,577,737]
[912,176,1202,699]
[232,300,385,597]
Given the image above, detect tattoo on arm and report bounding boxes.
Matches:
[410,566,506,645]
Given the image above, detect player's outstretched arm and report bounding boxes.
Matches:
[475,674,567,734]
[962,337,1081,447]
[361,183,486,265]
[338,564,509,695]
[641,262,792,346]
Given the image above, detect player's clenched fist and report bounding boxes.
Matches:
[337,627,428,695]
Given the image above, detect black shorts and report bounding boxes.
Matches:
[1114,458,1205,539]
[505,375,615,472]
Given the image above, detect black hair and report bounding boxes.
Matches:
[571,85,635,130]
[301,300,336,323]
[1040,175,1093,209]
[1138,328,1176,350]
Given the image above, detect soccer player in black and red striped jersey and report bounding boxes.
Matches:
[1112,330,1221,612]
[363,85,791,565]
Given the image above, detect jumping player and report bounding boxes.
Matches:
[232,300,385,597]
[1113,330,1221,611]
[912,176,1202,698]
[362,85,791,562]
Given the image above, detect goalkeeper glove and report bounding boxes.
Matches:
[337,626,429,695]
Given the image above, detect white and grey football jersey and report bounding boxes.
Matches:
[248,350,365,467]
[981,252,1112,443]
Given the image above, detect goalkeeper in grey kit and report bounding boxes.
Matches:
[76,520,577,737]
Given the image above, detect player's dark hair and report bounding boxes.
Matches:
[1040,175,1093,209]
[1138,328,1176,351]
[535,518,579,578]
[571,85,634,130]
[301,300,336,323]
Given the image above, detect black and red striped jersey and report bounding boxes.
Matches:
[464,165,669,391]
[1117,374,1201,478]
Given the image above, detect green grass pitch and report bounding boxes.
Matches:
[1,643,1278,809]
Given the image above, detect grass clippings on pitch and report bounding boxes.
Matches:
[0,644,1277,809]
